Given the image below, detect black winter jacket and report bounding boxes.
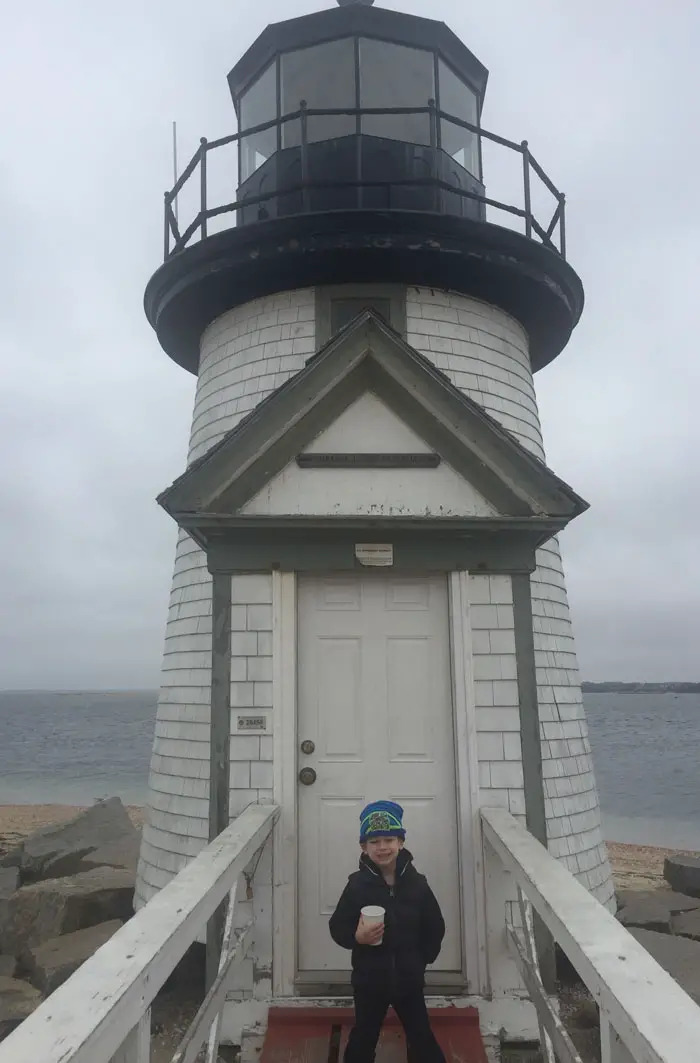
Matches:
[329,849,445,994]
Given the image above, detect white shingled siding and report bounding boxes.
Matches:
[406,288,613,908]
[135,290,316,908]
[136,280,613,921]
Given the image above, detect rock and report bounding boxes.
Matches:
[617,897,672,934]
[663,855,700,898]
[616,888,700,913]
[629,928,700,1004]
[0,867,134,956]
[0,976,42,1039]
[7,798,137,884]
[0,957,16,979]
[77,831,141,874]
[0,870,18,899]
[672,909,700,941]
[23,920,123,995]
[615,889,700,934]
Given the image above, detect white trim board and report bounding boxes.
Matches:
[271,570,297,997]
[449,570,488,995]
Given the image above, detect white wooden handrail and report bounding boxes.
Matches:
[482,806,700,1063]
[0,803,278,1063]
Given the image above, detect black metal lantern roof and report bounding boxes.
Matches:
[227,4,489,106]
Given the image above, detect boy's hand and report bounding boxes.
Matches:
[355,916,384,946]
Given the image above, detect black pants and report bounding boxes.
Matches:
[344,987,446,1063]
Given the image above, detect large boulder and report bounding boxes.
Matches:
[0,867,134,956]
[0,798,137,883]
[0,976,42,1039]
[77,831,141,874]
[616,888,700,913]
[672,909,700,942]
[616,889,700,934]
[23,920,123,995]
[664,855,700,899]
[0,870,19,900]
[630,928,700,1004]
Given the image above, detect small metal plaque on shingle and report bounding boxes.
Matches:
[296,453,440,469]
[237,715,267,732]
[355,543,394,567]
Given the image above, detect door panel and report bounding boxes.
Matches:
[297,574,464,977]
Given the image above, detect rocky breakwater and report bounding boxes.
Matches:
[0,797,140,1040]
[616,853,700,1003]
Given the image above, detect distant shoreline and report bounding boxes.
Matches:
[2,684,700,695]
[582,682,700,693]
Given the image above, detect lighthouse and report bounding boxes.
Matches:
[136,0,613,1045]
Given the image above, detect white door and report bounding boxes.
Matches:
[296,573,463,981]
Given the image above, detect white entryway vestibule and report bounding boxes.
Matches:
[271,569,487,998]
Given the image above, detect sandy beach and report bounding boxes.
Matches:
[0,803,693,893]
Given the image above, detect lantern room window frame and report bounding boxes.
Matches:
[236,36,483,184]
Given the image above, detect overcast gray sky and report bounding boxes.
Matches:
[1,1,697,688]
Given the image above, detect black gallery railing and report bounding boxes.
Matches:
[163,104,567,261]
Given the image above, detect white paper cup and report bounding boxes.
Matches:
[361,905,385,945]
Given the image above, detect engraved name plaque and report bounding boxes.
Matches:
[296,453,440,469]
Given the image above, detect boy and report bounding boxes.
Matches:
[329,800,447,1063]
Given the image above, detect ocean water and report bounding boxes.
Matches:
[0,690,698,849]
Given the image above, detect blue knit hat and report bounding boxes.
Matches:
[359,800,406,842]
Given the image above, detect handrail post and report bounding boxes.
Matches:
[300,100,310,212]
[428,98,439,212]
[163,192,170,260]
[200,138,208,241]
[521,139,532,239]
[559,192,567,258]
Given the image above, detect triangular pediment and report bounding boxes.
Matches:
[158,311,587,537]
[240,391,499,519]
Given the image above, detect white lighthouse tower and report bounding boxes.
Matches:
[136,0,613,1042]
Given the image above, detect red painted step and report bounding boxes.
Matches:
[261,1005,488,1063]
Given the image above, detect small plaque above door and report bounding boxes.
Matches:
[355,543,394,567]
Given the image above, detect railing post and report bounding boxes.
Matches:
[300,100,310,212]
[200,137,208,241]
[600,1015,635,1063]
[207,570,232,990]
[109,1011,151,1063]
[521,139,532,239]
[559,192,567,258]
[163,192,170,260]
[428,98,439,212]
[483,834,522,998]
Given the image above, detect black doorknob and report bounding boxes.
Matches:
[299,767,317,786]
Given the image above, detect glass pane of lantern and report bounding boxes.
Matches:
[239,63,278,181]
[438,60,479,178]
[359,39,434,146]
[281,39,356,147]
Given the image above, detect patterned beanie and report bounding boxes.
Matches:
[359,800,406,842]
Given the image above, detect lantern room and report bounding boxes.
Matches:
[228,3,488,224]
